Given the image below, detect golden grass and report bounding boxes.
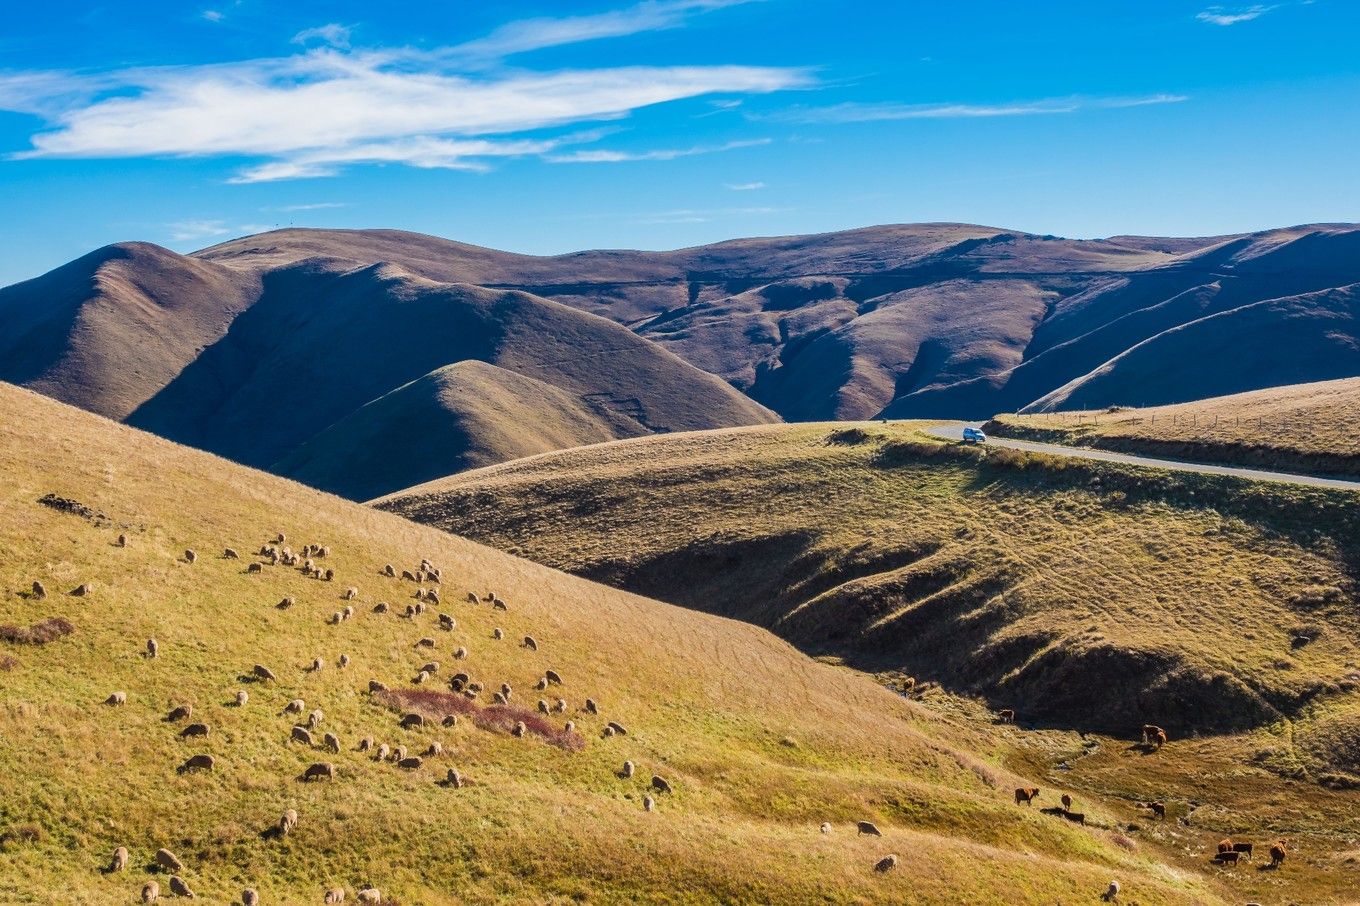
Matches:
[0,384,1224,904]
[989,377,1360,476]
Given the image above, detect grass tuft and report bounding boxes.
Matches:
[0,616,73,644]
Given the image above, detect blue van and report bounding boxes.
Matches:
[962,427,987,444]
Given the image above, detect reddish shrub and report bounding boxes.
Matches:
[0,654,17,671]
[377,689,584,751]
[0,617,74,645]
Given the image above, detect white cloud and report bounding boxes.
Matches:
[724,180,765,190]
[6,47,806,181]
[168,219,232,241]
[451,0,755,59]
[270,202,348,211]
[1196,5,1278,25]
[768,94,1187,124]
[545,138,769,163]
[293,23,353,48]
[634,204,785,224]
[201,10,224,23]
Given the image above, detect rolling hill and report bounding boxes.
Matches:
[0,381,1228,904]
[987,376,1360,477]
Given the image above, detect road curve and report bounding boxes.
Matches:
[925,422,1360,492]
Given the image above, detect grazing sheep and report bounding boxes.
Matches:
[242,888,259,906]
[358,736,374,752]
[652,775,673,794]
[443,715,458,728]
[512,721,527,738]
[117,533,128,547]
[329,612,342,625]
[535,678,548,691]
[357,890,381,905]
[417,637,436,648]
[553,698,567,713]
[602,726,615,738]
[235,690,249,707]
[146,638,159,658]
[621,760,635,778]
[280,808,298,836]
[291,726,313,745]
[398,755,423,769]
[375,744,390,761]
[274,533,285,544]
[342,606,354,620]
[302,762,335,782]
[324,888,345,903]
[224,548,239,560]
[564,721,575,733]
[414,670,430,685]
[323,569,334,582]
[467,592,479,604]
[344,587,357,600]
[277,597,295,610]
[454,647,467,660]
[1014,787,1040,806]
[324,732,341,753]
[155,848,184,871]
[1061,793,1072,810]
[106,691,127,706]
[254,664,277,681]
[643,795,655,812]
[338,654,350,669]
[874,855,899,873]
[308,709,323,728]
[373,602,389,614]
[1151,728,1168,749]
[184,549,197,564]
[72,582,92,596]
[178,753,214,773]
[537,699,549,714]
[391,745,407,762]
[31,580,46,599]
[1102,879,1120,902]
[284,699,305,715]
[820,822,832,834]
[180,722,209,739]
[1269,840,1287,868]
[368,681,388,693]
[384,564,396,577]
[998,709,1015,723]
[110,845,129,872]
[420,662,439,675]
[607,722,628,736]
[402,570,417,582]
[492,691,507,705]
[247,563,263,573]
[446,768,463,788]
[425,741,442,757]
[168,876,194,898]
[312,657,325,671]
[438,614,454,630]
[857,821,882,836]
[545,669,562,685]
[401,605,416,619]
[522,636,537,651]
[400,713,424,729]
[493,628,504,640]
[141,880,159,902]
[585,699,599,714]
[413,602,426,615]
[493,599,508,611]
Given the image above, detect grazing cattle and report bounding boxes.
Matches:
[998,709,1015,723]
[1232,842,1254,860]
[1060,793,1072,810]
[874,854,898,873]
[1141,724,1165,744]
[155,848,183,871]
[1269,840,1287,868]
[1151,728,1168,749]
[1014,787,1040,806]
[1217,839,1234,854]
[110,845,129,872]
[1061,811,1085,825]
[178,754,214,773]
[1147,801,1165,819]
[857,821,882,836]
[303,762,335,782]
[1213,850,1241,866]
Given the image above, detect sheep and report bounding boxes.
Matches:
[402,570,417,582]
[224,548,240,560]
[425,741,443,757]
[512,721,527,738]
[553,698,567,713]
[368,680,388,693]
[275,533,286,544]
[279,808,298,836]
[344,587,358,600]
[1014,787,1040,806]
[1269,840,1287,868]
[391,745,407,762]
[873,854,899,873]
[179,754,214,773]
[652,775,673,794]
[537,699,549,714]
[400,604,415,618]
[493,599,508,611]
[284,699,305,715]
[155,848,184,871]
[373,602,389,614]
[820,822,832,834]
[168,876,194,898]
[311,656,325,672]
[308,708,324,728]
[324,732,341,753]
[522,636,538,651]
[320,547,330,558]
[607,722,628,736]
[1102,879,1120,902]
[117,533,128,547]
[304,558,315,573]
[454,646,468,659]
[384,564,396,577]
[358,736,374,752]
[493,628,504,640]
[419,661,439,675]
[338,654,350,669]
[324,889,345,903]
[413,670,430,685]
[247,563,263,573]
[254,664,277,681]
[602,726,615,738]
[857,821,882,836]
[438,614,454,630]
[141,880,159,902]
[545,669,563,685]
[146,638,159,658]
[467,592,479,604]
[110,845,129,872]
[442,715,458,728]
[1141,724,1167,745]
[400,713,424,729]
[643,795,655,812]
[375,743,390,761]
[323,569,334,582]
[356,890,381,905]
[235,690,249,707]
[106,691,127,706]
[621,760,635,778]
[342,606,354,620]
[180,722,210,739]
[31,580,46,599]
[564,721,575,734]
[329,612,342,626]
[492,692,507,705]
[585,699,599,714]
[445,768,464,788]
[302,762,335,781]
[417,637,436,648]
[1151,728,1168,749]
[242,888,259,906]
[291,726,313,745]
[413,602,426,615]
[998,708,1015,723]
[398,756,423,769]
[72,582,92,596]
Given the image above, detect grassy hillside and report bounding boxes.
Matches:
[0,383,1222,905]
[987,377,1360,478]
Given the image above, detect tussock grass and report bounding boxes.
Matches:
[0,384,1224,904]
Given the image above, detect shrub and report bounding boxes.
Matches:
[827,427,873,446]
[377,689,584,751]
[0,654,16,671]
[1110,833,1137,851]
[0,617,74,645]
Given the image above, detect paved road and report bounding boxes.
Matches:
[925,422,1360,492]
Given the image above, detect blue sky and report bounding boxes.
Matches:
[1,1,1357,285]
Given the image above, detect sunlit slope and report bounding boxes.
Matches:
[0,384,1218,904]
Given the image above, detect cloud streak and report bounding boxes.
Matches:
[766,94,1187,124]
[545,138,769,163]
[1196,5,1278,25]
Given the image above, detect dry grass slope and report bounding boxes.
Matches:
[0,383,1220,904]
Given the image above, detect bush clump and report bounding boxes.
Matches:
[0,617,74,645]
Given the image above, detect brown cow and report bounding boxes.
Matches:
[1269,840,1287,868]
[1151,728,1168,749]
[998,708,1015,723]
[1217,838,1234,854]
[1147,801,1166,819]
[1014,787,1040,806]
[1060,793,1072,811]
[1142,724,1166,744]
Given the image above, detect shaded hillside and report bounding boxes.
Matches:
[379,424,1360,742]
[988,376,1360,478]
[0,382,1221,904]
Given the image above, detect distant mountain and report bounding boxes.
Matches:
[4,222,1358,490]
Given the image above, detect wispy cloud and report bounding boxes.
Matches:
[725,180,765,190]
[201,10,224,23]
[766,94,1187,124]
[451,0,755,59]
[1196,4,1278,25]
[4,44,806,181]
[545,138,769,163]
[293,23,352,48]
[634,204,786,224]
[168,219,232,241]
[269,202,348,212]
